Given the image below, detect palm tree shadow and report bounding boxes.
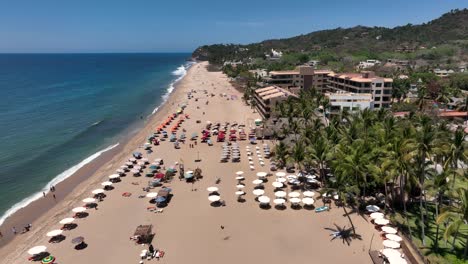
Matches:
[324,223,362,246]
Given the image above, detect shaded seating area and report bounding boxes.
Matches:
[130,225,154,244]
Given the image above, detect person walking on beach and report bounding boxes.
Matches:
[53,194,56,200]
[43,192,46,197]
[0,231,3,238]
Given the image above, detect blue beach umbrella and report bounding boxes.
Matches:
[155,196,166,203]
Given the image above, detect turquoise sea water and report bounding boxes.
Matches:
[0,53,192,224]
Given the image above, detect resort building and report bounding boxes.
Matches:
[264,66,333,91]
[433,68,455,78]
[357,60,381,69]
[325,91,373,114]
[253,86,297,119]
[326,71,393,109]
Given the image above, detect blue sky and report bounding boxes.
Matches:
[0,0,467,53]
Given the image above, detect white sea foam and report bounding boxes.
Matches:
[0,143,119,226]
[150,62,195,116]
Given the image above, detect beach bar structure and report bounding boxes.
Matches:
[253,86,298,119]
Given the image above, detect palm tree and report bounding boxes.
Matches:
[445,127,467,189]
[274,141,288,168]
[367,158,396,211]
[437,187,468,259]
[310,135,330,187]
[414,114,440,246]
[288,141,307,187]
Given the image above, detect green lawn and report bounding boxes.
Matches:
[391,203,467,264]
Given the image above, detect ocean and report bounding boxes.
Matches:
[0,53,192,225]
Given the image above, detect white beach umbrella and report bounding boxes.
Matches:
[275,191,287,198]
[208,195,221,202]
[302,197,315,205]
[248,156,253,161]
[276,178,287,183]
[253,189,265,196]
[92,189,105,194]
[381,248,401,259]
[288,192,300,198]
[256,172,267,178]
[235,176,244,181]
[235,191,245,196]
[46,229,63,237]
[141,158,149,163]
[28,246,47,255]
[119,166,128,170]
[101,181,113,186]
[124,162,133,166]
[59,218,75,225]
[255,146,260,149]
[272,182,283,188]
[109,174,120,179]
[370,212,385,219]
[249,161,254,165]
[115,169,125,174]
[207,186,219,192]
[386,234,403,242]
[72,207,87,213]
[387,256,408,264]
[290,197,301,204]
[258,196,270,204]
[146,192,158,198]
[236,184,245,189]
[131,169,140,174]
[303,191,315,197]
[275,172,286,177]
[366,205,380,212]
[129,158,136,162]
[252,179,263,185]
[249,166,255,170]
[374,218,390,226]
[82,198,96,203]
[381,226,398,234]
[236,171,244,176]
[134,165,142,170]
[273,198,286,205]
[383,240,401,249]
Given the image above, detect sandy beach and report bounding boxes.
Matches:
[0,62,381,264]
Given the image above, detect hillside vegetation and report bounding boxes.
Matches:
[193,9,468,70]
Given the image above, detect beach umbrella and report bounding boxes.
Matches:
[383,240,400,249]
[249,161,254,165]
[134,165,142,170]
[129,158,137,162]
[273,198,286,205]
[59,218,75,225]
[71,236,85,244]
[92,189,105,194]
[146,192,158,198]
[72,207,87,213]
[275,172,286,177]
[381,248,401,259]
[288,192,300,198]
[235,171,244,176]
[208,195,221,202]
[101,181,112,186]
[41,256,55,264]
[235,176,244,181]
[109,174,120,179]
[366,205,380,212]
[272,182,283,188]
[290,198,301,204]
[386,234,403,242]
[275,191,287,198]
[235,191,245,196]
[207,186,219,192]
[249,166,255,170]
[252,179,263,185]
[82,198,96,203]
[46,229,63,237]
[381,226,398,234]
[276,178,287,183]
[258,196,270,204]
[137,161,145,166]
[370,212,385,219]
[374,218,390,226]
[115,169,125,174]
[131,169,140,174]
[155,196,166,203]
[141,158,149,163]
[387,256,408,264]
[28,246,47,255]
[253,189,265,196]
[124,162,133,166]
[236,184,245,189]
[303,191,315,197]
[256,172,267,178]
[302,197,315,205]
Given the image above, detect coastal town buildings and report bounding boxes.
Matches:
[433,68,455,77]
[253,86,297,118]
[325,91,373,113]
[357,59,381,69]
[326,71,393,109]
[264,66,333,92]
